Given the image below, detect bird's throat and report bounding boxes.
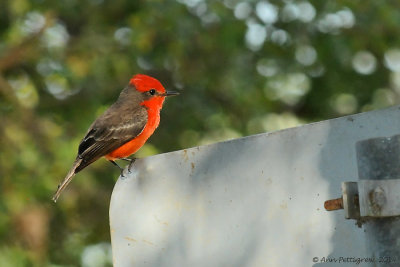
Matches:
[140,97,165,111]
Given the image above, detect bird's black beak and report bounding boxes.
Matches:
[164,90,180,97]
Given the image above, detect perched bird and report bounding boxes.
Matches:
[52,74,179,202]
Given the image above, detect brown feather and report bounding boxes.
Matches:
[52,158,82,202]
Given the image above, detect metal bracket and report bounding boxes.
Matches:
[325,179,400,227]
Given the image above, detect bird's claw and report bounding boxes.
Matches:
[128,158,136,173]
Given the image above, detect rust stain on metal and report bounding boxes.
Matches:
[154,215,169,226]
[182,149,188,162]
[324,197,344,211]
[125,237,137,242]
[368,187,385,215]
[142,239,155,246]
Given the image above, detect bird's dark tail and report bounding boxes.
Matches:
[52,158,83,202]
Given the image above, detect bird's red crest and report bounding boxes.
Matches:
[129,74,166,93]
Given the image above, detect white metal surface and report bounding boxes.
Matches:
[110,105,400,267]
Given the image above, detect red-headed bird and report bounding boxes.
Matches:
[52,74,179,202]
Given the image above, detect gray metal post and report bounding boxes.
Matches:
[356,135,400,266]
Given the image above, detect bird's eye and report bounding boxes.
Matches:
[149,89,156,95]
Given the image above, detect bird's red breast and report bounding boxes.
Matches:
[105,102,162,160]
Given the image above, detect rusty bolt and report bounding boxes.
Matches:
[324,197,344,211]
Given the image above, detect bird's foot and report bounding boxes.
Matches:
[109,160,125,177]
[126,158,136,173]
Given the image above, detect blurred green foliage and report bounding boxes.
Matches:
[1,0,400,265]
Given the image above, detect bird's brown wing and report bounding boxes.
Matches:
[75,105,148,173]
